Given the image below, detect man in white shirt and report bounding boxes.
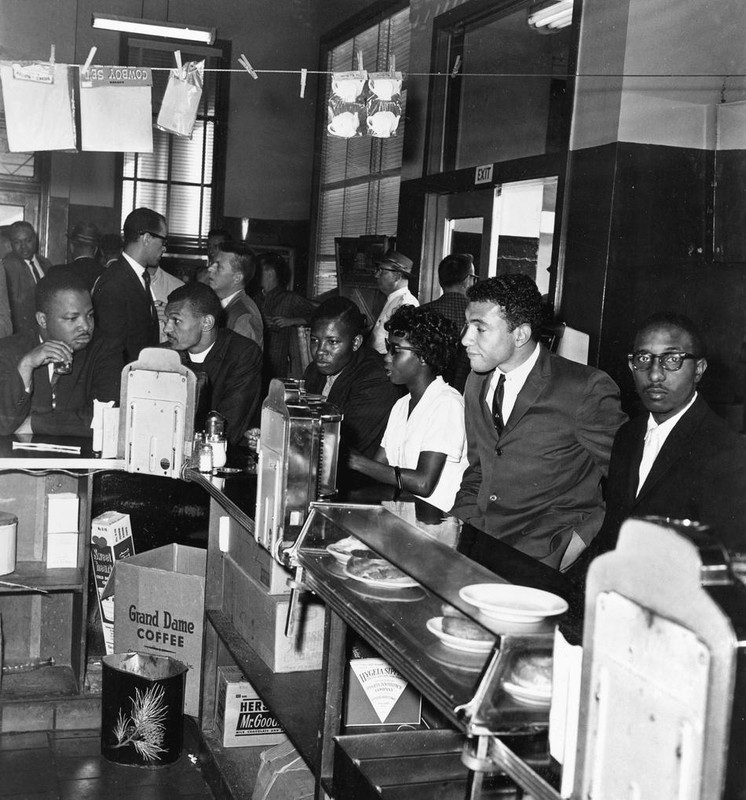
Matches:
[206,241,263,349]
[369,250,418,354]
[578,312,746,562]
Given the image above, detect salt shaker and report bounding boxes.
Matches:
[195,438,213,473]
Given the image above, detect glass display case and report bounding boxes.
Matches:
[286,502,567,785]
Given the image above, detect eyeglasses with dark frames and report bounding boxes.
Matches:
[384,338,418,356]
[375,265,402,275]
[628,351,700,372]
[141,230,168,247]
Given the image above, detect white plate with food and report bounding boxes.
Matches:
[459,584,568,623]
[426,617,496,654]
[343,556,418,589]
[502,681,552,707]
[325,536,366,565]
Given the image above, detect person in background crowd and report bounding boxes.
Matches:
[208,241,263,349]
[303,296,399,459]
[349,305,467,513]
[92,207,164,363]
[3,220,52,336]
[163,282,262,445]
[452,274,626,570]
[99,233,123,268]
[369,249,419,355]
[148,261,184,343]
[0,226,12,259]
[0,272,122,436]
[254,251,316,381]
[571,313,746,575]
[421,253,476,393]
[48,220,104,292]
[198,227,232,286]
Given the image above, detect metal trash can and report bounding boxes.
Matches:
[101,652,188,767]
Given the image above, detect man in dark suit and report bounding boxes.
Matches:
[303,296,399,459]
[206,241,263,349]
[92,207,164,364]
[577,313,746,562]
[452,274,626,569]
[48,220,104,292]
[2,220,52,335]
[421,253,476,393]
[0,272,122,437]
[163,282,262,445]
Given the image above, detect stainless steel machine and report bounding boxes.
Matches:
[575,517,746,800]
[255,378,342,558]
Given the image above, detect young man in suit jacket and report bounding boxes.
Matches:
[303,296,399,460]
[92,207,164,364]
[2,220,52,335]
[48,220,104,292]
[163,281,262,446]
[0,272,122,436]
[576,313,746,565]
[453,274,627,570]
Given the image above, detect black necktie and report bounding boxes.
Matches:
[142,269,157,322]
[27,258,43,283]
[492,373,506,435]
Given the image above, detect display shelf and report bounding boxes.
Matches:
[0,563,83,592]
[0,664,79,700]
[206,609,325,769]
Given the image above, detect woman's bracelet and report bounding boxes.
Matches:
[393,465,403,492]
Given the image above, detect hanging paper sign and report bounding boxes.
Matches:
[327,70,367,139]
[366,72,403,138]
[156,60,204,139]
[79,66,153,153]
[0,62,76,152]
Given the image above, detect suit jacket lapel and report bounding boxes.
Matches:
[634,398,706,505]
[500,346,548,437]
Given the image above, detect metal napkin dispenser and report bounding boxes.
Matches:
[255,378,342,558]
[119,347,197,478]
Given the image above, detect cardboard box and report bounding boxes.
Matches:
[344,657,422,732]
[229,518,292,595]
[112,544,206,716]
[216,666,287,748]
[251,739,314,800]
[90,511,135,655]
[224,556,325,673]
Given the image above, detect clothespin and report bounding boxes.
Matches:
[174,50,183,79]
[238,54,258,80]
[82,46,97,77]
[299,68,307,99]
[357,51,364,73]
[451,55,462,78]
[49,45,56,65]
[389,54,396,75]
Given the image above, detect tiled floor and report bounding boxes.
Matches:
[0,720,216,800]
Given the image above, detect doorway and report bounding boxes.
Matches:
[422,176,558,302]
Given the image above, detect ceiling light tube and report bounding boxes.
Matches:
[528,0,574,29]
[91,13,216,45]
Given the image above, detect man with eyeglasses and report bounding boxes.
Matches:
[421,253,476,392]
[369,249,419,355]
[575,312,746,566]
[92,207,165,363]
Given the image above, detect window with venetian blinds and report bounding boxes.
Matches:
[121,38,227,249]
[313,7,410,296]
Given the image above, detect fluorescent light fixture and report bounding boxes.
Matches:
[527,0,574,32]
[91,13,216,45]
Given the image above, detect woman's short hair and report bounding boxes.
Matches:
[385,304,460,376]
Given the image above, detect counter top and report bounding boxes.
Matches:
[0,435,125,470]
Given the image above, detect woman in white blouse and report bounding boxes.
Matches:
[348,304,467,513]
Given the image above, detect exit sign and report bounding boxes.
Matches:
[475,164,493,185]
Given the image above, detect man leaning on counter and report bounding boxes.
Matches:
[163,281,263,446]
[0,272,122,437]
[452,274,627,571]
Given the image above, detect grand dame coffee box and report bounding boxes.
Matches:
[111,544,206,716]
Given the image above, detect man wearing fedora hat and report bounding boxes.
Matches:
[49,221,104,292]
[370,249,419,355]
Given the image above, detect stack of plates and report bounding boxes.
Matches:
[425,617,496,654]
[459,584,568,624]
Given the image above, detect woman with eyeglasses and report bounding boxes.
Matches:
[347,305,468,513]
